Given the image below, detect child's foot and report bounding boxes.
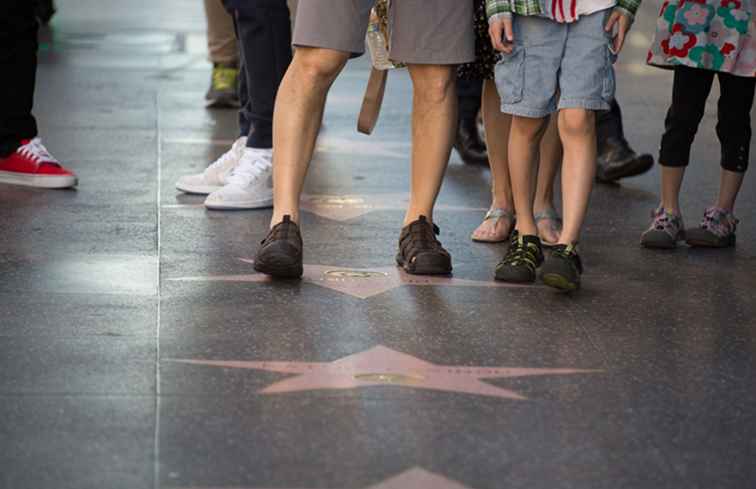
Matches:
[175,137,247,194]
[494,232,544,283]
[640,207,685,249]
[541,244,583,292]
[0,138,77,189]
[534,208,562,247]
[471,208,515,243]
[686,207,739,248]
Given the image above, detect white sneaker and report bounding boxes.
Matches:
[175,136,247,194]
[204,147,273,210]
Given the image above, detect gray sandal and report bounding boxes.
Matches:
[534,208,563,247]
[471,208,515,243]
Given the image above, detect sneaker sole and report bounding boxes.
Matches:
[0,171,77,189]
[395,256,452,276]
[542,273,579,292]
[204,198,273,210]
[253,258,303,279]
[175,182,222,195]
[686,236,736,248]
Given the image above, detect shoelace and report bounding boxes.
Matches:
[204,139,244,175]
[502,236,539,269]
[212,66,237,91]
[18,138,59,165]
[226,152,272,186]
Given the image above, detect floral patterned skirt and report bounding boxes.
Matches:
[458,0,501,80]
[647,0,756,77]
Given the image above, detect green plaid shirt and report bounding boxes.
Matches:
[485,0,641,21]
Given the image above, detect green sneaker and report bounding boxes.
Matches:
[206,64,240,108]
[541,244,583,292]
[494,233,544,283]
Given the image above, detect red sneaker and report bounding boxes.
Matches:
[0,138,78,189]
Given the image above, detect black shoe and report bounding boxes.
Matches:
[454,117,488,166]
[206,64,241,109]
[253,215,304,279]
[396,216,452,275]
[596,137,654,183]
[494,233,544,283]
[541,244,583,292]
[36,0,56,25]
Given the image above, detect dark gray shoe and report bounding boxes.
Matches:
[686,207,738,248]
[541,244,583,292]
[641,207,685,249]
[494,233,544,283]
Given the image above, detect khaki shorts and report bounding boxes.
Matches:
[293,0,474,65]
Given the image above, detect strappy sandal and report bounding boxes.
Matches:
[534,208,563,248]
[471,208,515,243]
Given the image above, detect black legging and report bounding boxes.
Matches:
[0,0,39,157]
[660,65,755,173]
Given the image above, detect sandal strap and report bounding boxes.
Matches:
[534,208,562,224]
[484,208,515,222]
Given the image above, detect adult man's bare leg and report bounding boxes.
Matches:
[403,64,457,225]
[270,47,349,226]
[254,47,348,279]
[396,64,457,276]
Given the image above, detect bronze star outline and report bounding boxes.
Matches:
[166,345,600,400]
[169,259,537,299]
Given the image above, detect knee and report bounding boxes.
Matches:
[558,109,595,139]
[511,116,549,140]
[411,66,456,104]
[292,48,348,89]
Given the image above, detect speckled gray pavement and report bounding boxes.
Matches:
[1,1,754,488]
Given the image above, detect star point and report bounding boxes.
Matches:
[165,345,600,400]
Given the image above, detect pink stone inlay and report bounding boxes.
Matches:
[169,259,536,299]
[166,345,599,400]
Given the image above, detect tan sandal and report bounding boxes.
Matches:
[471,208,515,243]
[534,208,563,247]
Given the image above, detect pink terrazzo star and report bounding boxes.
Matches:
[169,259,535,299]
[166,345,598,400]
[180,467,474,489]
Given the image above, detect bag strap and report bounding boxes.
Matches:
[357,68,388,135]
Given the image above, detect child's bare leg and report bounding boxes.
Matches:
[660,165,685,213]
[509,115,550,237]
[716,169,745,212]
[558,108,596,245]
[534,114,562,243]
